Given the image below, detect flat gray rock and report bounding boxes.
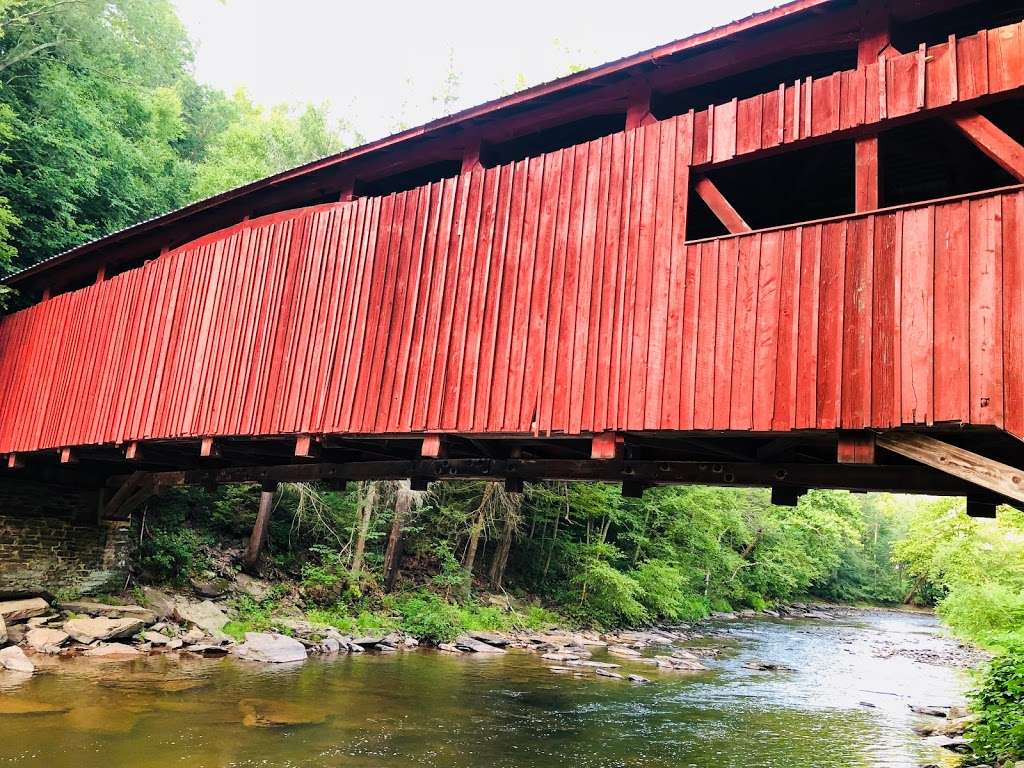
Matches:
[0,598,49,623]
[233,632,307,664]
[64,616,144,643]
[25,627,69,653]
[454,634,506,653]
[60,601,157,625]
[173,599,228,635]
[0,645,34,673]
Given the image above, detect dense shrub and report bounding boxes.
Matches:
[136,527,207,584]
[968,646,1024,765]
[395,591,461,644]
[633,559,708,622]
[573,558,648,628]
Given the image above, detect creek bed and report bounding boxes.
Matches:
[0,609,973,767]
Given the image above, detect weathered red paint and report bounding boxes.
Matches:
[0,10,1023,464]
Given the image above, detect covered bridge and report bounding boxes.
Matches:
[2,0,1024,520]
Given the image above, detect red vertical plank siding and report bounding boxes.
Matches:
[693,240,720,429]
[816,221,847,429]
[712,237,740,430]
[969,195,1004,427]
[730,234,760,430]
[1004,192,1024,438]
[932,201,970,423]
[841,216,873,428]
[871,212,902,428]
[753,230,783,431]
[900,206,935,425]
[795,225,822,429]
[772,227,802,431]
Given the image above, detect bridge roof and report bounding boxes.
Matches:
[3,0,973,294]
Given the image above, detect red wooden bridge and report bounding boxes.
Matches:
[2,0,1024,517]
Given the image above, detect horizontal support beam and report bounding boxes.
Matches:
[877,432,1024,504]
[107,457,1022,507]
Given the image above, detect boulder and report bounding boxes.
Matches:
[437,643,463,653]
[82,643,141,659]
[181,627,206,645]
[233,574,272,601]
[607,645,642,658]
[173,599,228,635]
[349,636,384,648]
[0,597,49,623]
[0,645,34,673]
[140,587,176,619]
[142,631,170,646]
[454,634,506,654]
[190,577,230,599]
[238,698,326,728]
[63,616,145,644]
[25,627,68,653]
[0,614,6,645]
[468,631,510,647]
[5,623,26,645]
[571,660,620,669]
[628,674,650,684]
[60,601,157,625]
[232,632,307,664]
[595,667,624,679]
[542,652,580,662]
[910,704,950,718]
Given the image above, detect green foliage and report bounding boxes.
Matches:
[395,590,461,644]
[223,594,280,640]
[967,645,1024,765]
[573,556,648,628]
[300,545,355,606]
[891,500,1024,646]
[137,526,207,584]
[633,559,709,622]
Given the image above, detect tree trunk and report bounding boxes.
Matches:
[489,492,521,590]
[383,481,413,592]
[244,483,277,574]
[350,481,378,577]
[463,488,491,574]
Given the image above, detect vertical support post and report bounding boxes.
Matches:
[461,137,484,173]
[244,480,278,573]
[625,80,655,130]
[855,0,890,212]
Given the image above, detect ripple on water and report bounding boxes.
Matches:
[0,610,967,768]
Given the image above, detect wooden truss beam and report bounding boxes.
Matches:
[876,432,1024,505]
[108,457,1021,508]
[949,112,1024,182]
[694,177,751,234]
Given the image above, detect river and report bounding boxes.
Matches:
[0,609,973,768]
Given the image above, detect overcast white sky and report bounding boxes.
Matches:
[172,0,772,143]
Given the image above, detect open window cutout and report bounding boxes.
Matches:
[652,49,857,121]
[356,159,462,197]
[483,113,626,167]
[890,0,1024,52]
[880,112,1017,207]
[685,139,855,241]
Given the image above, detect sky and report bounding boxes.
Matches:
[172,0,773,144]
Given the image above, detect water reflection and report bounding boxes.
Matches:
[0,611,968,768]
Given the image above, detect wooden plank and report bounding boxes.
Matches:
[772,226,802,430]
[987,22,1023,94]
[795,225,821,429]
[956,31,989,102]
[735,94,763,156]
[933,200,970,423]
[855,138,879,212]
[591,431,621,460]
[870,212,901,428]
[729,234,760,430]
[712,237,739,430]
[816,221,847,429]
[693,239,719,429]
[752,230,782,431]
[900,206,934,425]
[950,112,1024,182]
[969,194,1004,426]
[840,215,873,428]
[694,177,751,234]
[1004,191,1024,438]
[877,432,1024,504]
[712,97,737,163]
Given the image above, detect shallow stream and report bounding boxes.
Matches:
[0,610,971,767]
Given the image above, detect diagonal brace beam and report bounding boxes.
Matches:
[694,176,752,234]
[949,112,1024,182]
[876,432,1024,504]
